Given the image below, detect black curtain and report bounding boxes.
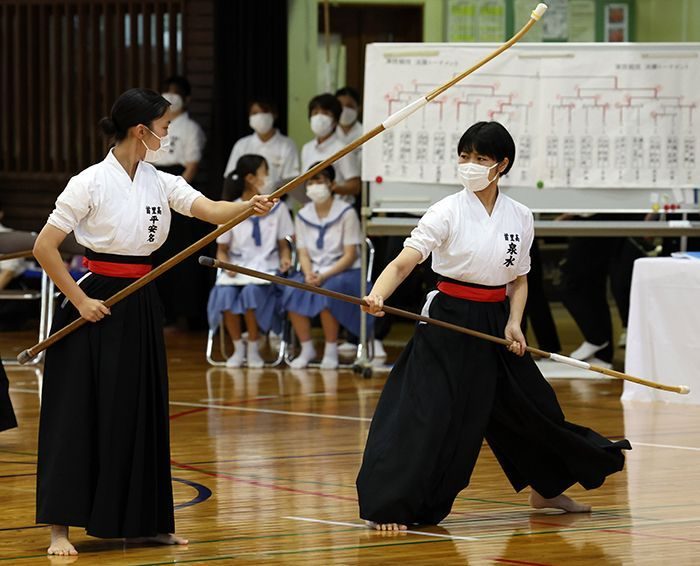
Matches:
[212,0,289,198]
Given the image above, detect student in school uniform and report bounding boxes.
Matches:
[150,75,206,181]
[223,97,300,192]
[335,86,363,172]
[31,88,275,556]
[356,121,630,531]
[300,93,361,204]
[207,154,294,368]
[148,75,208,328]
[281,163,369,369]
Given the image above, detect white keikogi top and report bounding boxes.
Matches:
[149,112,206,167]
[224,130,300,184]
[404,188,534,287]
[295,197,362,272]
[216,200,294,285]
[47,149,203,255]
[300,131,361,203]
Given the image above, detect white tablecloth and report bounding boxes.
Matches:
[623,257,700,404]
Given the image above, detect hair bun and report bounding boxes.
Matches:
[98,116,117,136]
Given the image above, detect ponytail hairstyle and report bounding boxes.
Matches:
[98,88,170,142]
[225,154,268,200]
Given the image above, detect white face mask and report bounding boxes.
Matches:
[142,127,170,162]
[310,114,335,138]
[457,161,500,192]
[306,182,332,203]
[339,106,358,127]
[161,92,183,113]
[249,112,274,135]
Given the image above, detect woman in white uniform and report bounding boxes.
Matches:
[223,97,299,190]
[207,154,294,368]
[356,121,630,531]
[300,94,361,203]
[32,88,275,556]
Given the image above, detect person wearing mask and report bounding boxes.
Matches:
[207,154,294,368]
[31,88,275,556]
[356,121,629,531]
[282,164,369,369]
[148,75,208,329]
[300,93,361,203]
[224,98,300,191]
[335,86,363,172]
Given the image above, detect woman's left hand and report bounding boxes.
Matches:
[504,321,527,357]
[250,195,277,216]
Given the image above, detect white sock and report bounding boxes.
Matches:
[226,339,246,368]
[290,340,316,369]
[320,342,339,369]
[247,340,264,368]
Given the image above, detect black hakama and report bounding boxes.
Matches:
[356,290,631,526]
[0,359,18,432]
[36,253,174,538]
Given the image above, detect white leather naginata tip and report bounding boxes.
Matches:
[532,3,548,20]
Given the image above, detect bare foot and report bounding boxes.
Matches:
[127,532,189,545]
[47,525,78,556]
[365,520,408,531]
[529,490,592,513]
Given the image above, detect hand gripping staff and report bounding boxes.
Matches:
[17,4,549,364]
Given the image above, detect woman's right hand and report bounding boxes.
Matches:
[77,297,111,322]
[362,294,385,317]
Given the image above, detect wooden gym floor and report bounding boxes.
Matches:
[1,306,699,565]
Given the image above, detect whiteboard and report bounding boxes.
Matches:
[361,43,700,212]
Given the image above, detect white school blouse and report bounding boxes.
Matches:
[295,198,362,272]
[216,200,294,276]
[149,112,206,167]
[300,131,360,186]
[335,121,363,171]
[224,130,300,184]
[404,188,534,286]
[47,149,203,256]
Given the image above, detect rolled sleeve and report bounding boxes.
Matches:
[159,171,203,216]
[47,177,92,234]
[403,206,449,263]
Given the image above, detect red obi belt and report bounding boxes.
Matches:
[436,278,507,303]
[83,251,152,278]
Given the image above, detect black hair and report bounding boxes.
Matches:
[457,121,515,176]
[162,75,192,98]
[98,88,170,142]
[335,86,361,106]
[225,154,268,200]
[307,161,336,183]
[308,93,342,122]
[247,97,278,115]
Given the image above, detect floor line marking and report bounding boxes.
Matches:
[169,400,370,422]
[13,388,700,452]
[284,515,480,541]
